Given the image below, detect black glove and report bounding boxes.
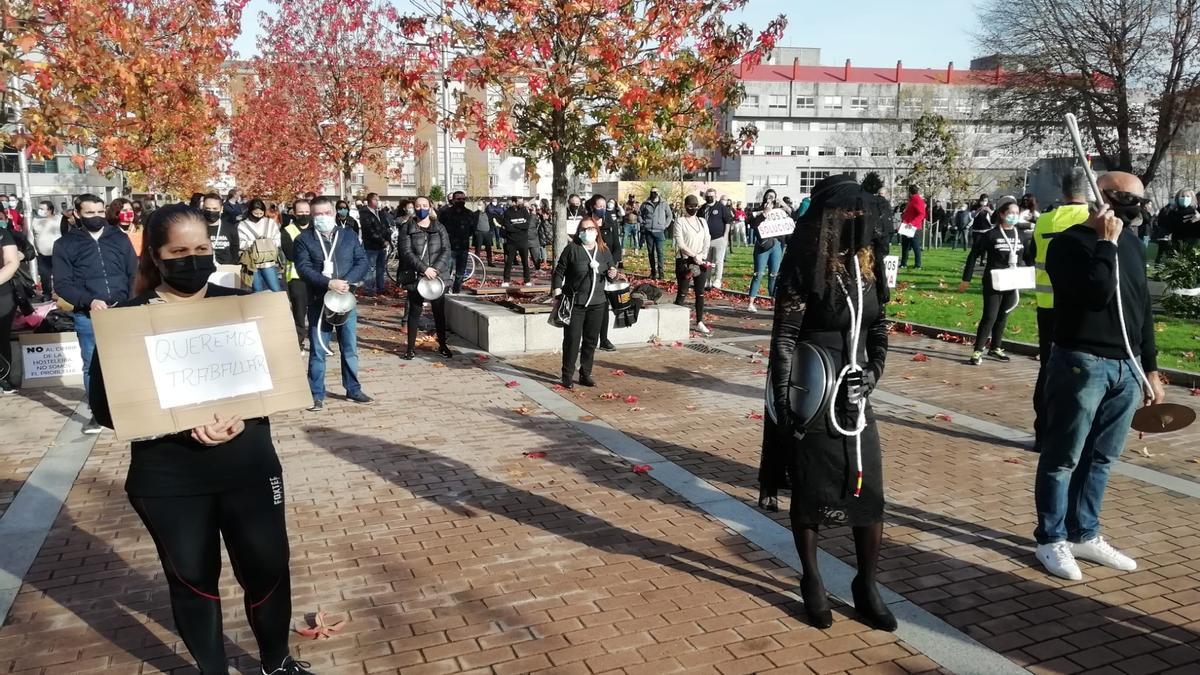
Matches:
[844,369,877,404]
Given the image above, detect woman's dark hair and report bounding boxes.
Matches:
[335,199,349,210]
[134,204,208,295]
[188,192,204,208]
[246,198,267,216]
[908,184,920,196]
[1022,193,1038,211]
[38,200,54,214]
[106,198,132,227]
[861,172,884,195]
[585,194,607,214]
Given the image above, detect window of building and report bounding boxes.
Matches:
[764,146,783,156]
[764,120,784,131]
[768,94,788,109]
[745,175,767,186]
[850,97,869,110]
[741,145,756,156]
[402,173,417,187]
[878,97,896,110]
[795,96,815,109]
[452,174,466,189]
[769,175,789,185]
[844,122,863,132]
[895,146,913,157]
[955,99,973,114]
[932,97,949,112]
[811,122,837,132]
[817,146,836,156]
[488,175,499,189]
[843,147,863,157]
[901,97,923,112]
[743,94,760,107]
[822,95,843,109]
[870,147,889,157]
[791,146,809,156]
[796,170,833,193]
[973,149,989,158]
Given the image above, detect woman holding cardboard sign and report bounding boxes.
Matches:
[89,204,313,675]
[959,197,1036,367]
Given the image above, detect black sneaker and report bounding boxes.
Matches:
[0,381,17,395]
[988,348,1011,362]
[82,417,103,434]
[263,656,315,675]
[348,392,373,404]
[438,344,454,358]
[969,351,983,366]
[599,340,616,352]
[307,400,324,412]
[578,374,596,387]
[402,349,416,360]
[560,376,574,390]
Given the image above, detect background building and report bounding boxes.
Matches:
[717,47,1061,205]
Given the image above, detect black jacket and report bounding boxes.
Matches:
[398,220,452,279]
[699,201,734,240]
[440,204,478,251]
[336,215,359,236]
[51,225,138,311]
[502,207,535,248]
[1046,224,1156,372]
[359,207,390,251]
[553,241,614,307]
[599,213,623,264]
[962,226,1034,282]
[1160,204,1200,240]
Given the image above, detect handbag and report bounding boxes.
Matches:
[400,239,428,289]
[549,247,598,328]
[990,266,1035,291]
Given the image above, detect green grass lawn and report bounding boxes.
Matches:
[620,239,1200,375]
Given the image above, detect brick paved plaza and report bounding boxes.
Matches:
[3,296,1200,674]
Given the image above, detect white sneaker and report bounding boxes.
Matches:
[1070,536,1137,571]
[1036,542,1083,581]
[746,302,757,313]
[696,321,712,335]
[500,282,511,288]
[524,281,534,287]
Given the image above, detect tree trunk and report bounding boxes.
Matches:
[551,147,569,261]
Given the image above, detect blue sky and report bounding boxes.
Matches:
[234,0,979,68]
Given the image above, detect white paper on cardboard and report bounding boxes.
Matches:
[144,321,273,409]
[884,255,899,289]
[22,338,83,379]
[756,209,795,239]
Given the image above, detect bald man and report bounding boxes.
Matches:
[1033,171,1165,581]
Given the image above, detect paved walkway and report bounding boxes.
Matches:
[0,297,1198,674]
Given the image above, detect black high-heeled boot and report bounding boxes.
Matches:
[851,576,897,632]
[757,490,779,512]
[800,575,833,629]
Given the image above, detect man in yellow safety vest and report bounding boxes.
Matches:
[1031,168,1092,451]
[280,199,312,350]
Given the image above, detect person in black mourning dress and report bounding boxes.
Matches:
[757,174,896,632]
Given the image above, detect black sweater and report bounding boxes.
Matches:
[1046,224,1157,373]
[553,242,614,306]
[962,226,1034,282]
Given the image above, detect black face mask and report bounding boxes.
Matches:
[685,206,699,216]
[292,214,311,228]
[158,255,216,294]
[202,210,221,224]
[705,195,715,204]
[81,216,107,232]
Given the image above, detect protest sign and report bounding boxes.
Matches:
[884,255,899,288]
[756,209,795,239]
[18,332,83,388]
[92,292,310,440]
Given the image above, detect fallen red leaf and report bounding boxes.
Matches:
[1004,458,1021,464]
[1191,387,1200,397]
[295,610,347,640]
[475,354,490,361]
[599,391,619,401]
[631,464,652,474]
[624,395,639,404]
[628,406,644,412]
[578,415,597,421]
[524,451,547,458]
[980,384,996,391]
[610,369,626,376]
[911,353,930,362]
[746,411,764,420]
[672,341,685,348]
[552,384,568,391]
[505,380,520,388]
[513,406,533,416]
[753,369,768,376]
[931,413,953,422]
[431,362,446,368]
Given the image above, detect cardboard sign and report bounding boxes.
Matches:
[92,292,310,440]
[756,208,795,239]
[565,217,582,237]
[884,255,899,289]
[208,264,242,289]
[144,321,272,409]
[18,332,83,388]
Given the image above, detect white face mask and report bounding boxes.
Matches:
[36,207,47,217]
[314,214,337,233]
[580,229,598,245]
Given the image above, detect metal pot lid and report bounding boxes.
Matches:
[1132,403,1196,434]
[418,276,446,300]
[323,289,357,313]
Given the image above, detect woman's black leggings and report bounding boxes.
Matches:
[974,284,1018,352]
[406,290,447,350]
[674,259,708,322]
[0,293,14,387]
[130,479,292,675]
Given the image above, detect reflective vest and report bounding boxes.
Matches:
[1033,204,1089,309]
[283,223,302,282]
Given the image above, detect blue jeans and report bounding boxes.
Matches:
[250,267,283,292]
[625,223,641,250]
[749,241,783,299]
[306,304,362,402]
[644,230,666,277]
[900,234,922,267]
[1034,347,1141,545]
[364,248,387,293]
[451,248,469,292]
[74,312,95,397]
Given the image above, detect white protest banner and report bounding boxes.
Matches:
[144,321,273,409]
[21,338,82,379]
[884,255,899,289]
[756,208,795,239]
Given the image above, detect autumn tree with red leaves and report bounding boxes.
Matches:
[417,0,785,256]
[231,0,436,200]
[1,0,245,194]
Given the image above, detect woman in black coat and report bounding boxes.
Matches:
[759,174,895,633]
[590,194,622,351]
[399,196,452,359]
[553,213,617,389]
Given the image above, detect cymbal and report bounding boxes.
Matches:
[1131,403,1196,434]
